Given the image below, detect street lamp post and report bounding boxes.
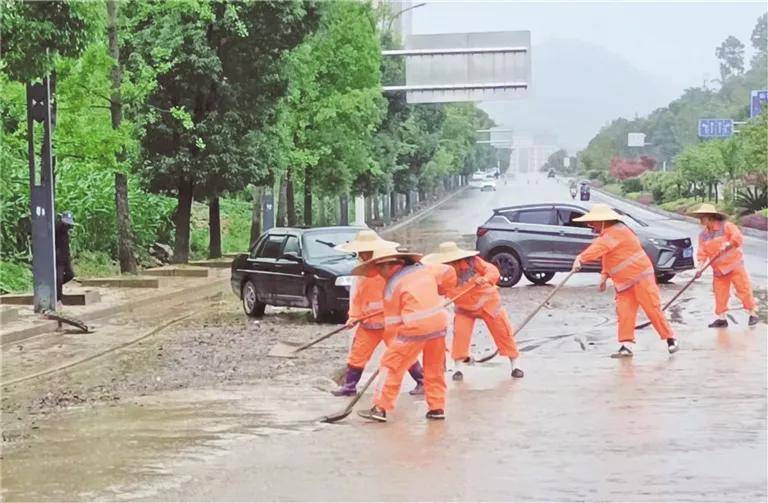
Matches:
[386,2,426,35]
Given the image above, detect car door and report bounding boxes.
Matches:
[249,233,285,305]
[553,207,601,271]
[513,207,558,270]
[273,234,306,306]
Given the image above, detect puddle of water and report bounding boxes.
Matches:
[0,385,329,501]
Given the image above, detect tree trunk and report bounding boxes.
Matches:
[339,195,349,225]
[405,191,412,214]
[172,180,194,263]
[208,196,222,258]
[114,173,137,272]
[107,0,138,274]
[286,170,297,226]
[373,193,381,221]
[276,176,287,227]
[250,185,263,245]
[390,191,397,220]
[318,196,326,226]
[304,170,313,226]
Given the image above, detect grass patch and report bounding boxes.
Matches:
[0,260,32,294]
[73,250,119,278]
[602,183,622,195]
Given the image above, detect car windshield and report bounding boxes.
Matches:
[303,229,360,260]
[614,208,648,228]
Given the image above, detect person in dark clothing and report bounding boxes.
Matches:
[55,211,75,303]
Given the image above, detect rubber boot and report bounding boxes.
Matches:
[331,365,363,397]
[407,361,425,395]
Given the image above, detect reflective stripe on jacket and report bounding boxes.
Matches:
[347,271,385,328]
[383,263,457,338]
[697,221,745,277]
[578,223,654,292]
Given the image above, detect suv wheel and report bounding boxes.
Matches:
[490,251,523,287]
[242,280,266,317]
[523,271,555,286]
[309,285,329,322]
[656,273,676,283]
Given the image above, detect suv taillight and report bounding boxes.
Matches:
[476,227,488,238]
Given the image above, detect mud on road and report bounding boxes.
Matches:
[1,298,350,448]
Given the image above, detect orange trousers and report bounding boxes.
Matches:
[713,267,756,315]
[616,276,674,343]
[347,326,393,368]
[374,336,446,412]
[452,307,519,361]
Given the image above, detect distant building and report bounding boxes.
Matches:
[509,133,558,173]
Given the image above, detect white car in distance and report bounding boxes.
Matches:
[469,173,497,191]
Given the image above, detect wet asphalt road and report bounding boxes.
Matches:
[2,173,766,501]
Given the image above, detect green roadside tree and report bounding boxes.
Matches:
[278,1,384,226]
[125,0,315,262]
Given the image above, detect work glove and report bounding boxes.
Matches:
[571,256,582,272]
[474,277,491,287]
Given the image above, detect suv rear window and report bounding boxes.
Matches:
[517,209,555,225]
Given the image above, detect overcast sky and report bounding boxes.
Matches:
[407,1,766,146]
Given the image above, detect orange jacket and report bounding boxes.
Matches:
[448,256,502,315]
[697,221,745,277]
[347,271,385,330]
[383,263,457,339]
[578,222,654,292]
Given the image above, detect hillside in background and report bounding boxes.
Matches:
[481,38,678,150]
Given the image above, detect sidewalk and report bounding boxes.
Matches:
[0,267,229,345]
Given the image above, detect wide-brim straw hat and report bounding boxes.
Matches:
[351,243,422,276]
[421,241,479,265]
[573,203,623,223]
[335,230,399,253]
[687,203,728,218]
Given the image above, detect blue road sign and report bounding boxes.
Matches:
[698,119,733,138]
[750,90,768,118]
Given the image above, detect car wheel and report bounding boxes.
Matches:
[242,280,266,318]
[490,251,523,287]
[309,285,329,322]
[523,271,555,286]
[656,273,676,283]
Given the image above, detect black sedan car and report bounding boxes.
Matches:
[231,226,365,321]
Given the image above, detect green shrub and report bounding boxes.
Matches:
[659,197,699,214]
[602,183,622,195]
[621,177,644,194]
[0,260,32,294]
[625,192,642,201]
[73,250,120,278]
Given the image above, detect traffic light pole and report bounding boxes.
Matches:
[26,76,58,312]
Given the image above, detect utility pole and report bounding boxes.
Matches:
[26,75,58,312]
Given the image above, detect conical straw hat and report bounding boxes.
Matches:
[421,241,479,265]
[687,203,728,218]
[351,243,422,276]
[335,230,399,253]
[573,203,623,223]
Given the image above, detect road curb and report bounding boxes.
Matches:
[593,187,768,240]
[380,186,468,236]
[0,278,228,346]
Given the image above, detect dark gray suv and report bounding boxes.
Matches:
[475,203,694,287]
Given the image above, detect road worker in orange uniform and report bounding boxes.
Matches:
[331,231,424,397]
[571,204,679,358]
[422,242,523,380]
[356,245,458,422]
[689,204,759,327]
